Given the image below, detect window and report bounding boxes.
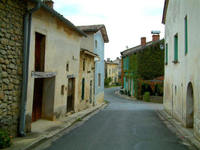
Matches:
[185,16,188,55]
[83,58,86,71]
[95,40,97,48]
[81,78,85,100]
[174,34,178,62]
[98,73,101,86]
[66,62,69,71]
[165,43,168,65]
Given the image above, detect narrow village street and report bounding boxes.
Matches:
[31,88,194,150]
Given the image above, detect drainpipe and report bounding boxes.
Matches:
[19,0,41,137]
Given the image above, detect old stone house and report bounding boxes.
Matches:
[25,0,86,133]
[121,34,164,98]
[162,0,200,140]
[105,59,119,85]
[113,57,121,83]
[77,49,97,111]
[78,25,109,105]
[0,0,27,136]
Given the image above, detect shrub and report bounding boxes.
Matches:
[0,129,11,149]
[143,92,150,102]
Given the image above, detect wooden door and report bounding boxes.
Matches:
[67,78,75,112]
[32,78,44,122]
[35,32,45,72]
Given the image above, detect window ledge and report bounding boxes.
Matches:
[172,60,179,64]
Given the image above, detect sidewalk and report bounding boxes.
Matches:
[4,103,107,150]
[157,110,200,150]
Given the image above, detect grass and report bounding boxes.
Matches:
[104,100,110,104]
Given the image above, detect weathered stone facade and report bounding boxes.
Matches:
[0,0,27,136]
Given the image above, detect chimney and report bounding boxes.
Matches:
[152,34,160,42]
[141,37,146,46]
[44,0,54,9]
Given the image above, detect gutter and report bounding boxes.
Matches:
[19,0,41,137]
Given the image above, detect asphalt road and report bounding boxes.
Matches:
[41,87,192,150]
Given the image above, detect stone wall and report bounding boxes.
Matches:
[0,0,27,136]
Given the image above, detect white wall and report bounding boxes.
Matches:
[164,0,200,139]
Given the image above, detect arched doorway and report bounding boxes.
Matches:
[186,82,194,128]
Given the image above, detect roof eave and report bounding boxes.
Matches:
[162,0,169,24]
[30,0,87,37]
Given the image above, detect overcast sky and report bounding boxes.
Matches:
[54,0,165,60]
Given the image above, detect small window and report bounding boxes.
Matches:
[98,73,101,86]
[83,58,85,71]
[174,34,178,62]
[95,40,97,48]
[81,78,85,100]
[185,16,188,55]
[66,62,69,71]
[61,85,65,95]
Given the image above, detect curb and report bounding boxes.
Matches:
[23,103,107,150]
[157,110,200,150]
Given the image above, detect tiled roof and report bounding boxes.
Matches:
[77,24,109,43]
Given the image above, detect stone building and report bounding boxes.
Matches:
[0,0,27,136]
[162,0,200,140]
[25,0,86,132]
[77,49,97,111]
[78,25,109,105]
[113,57,121,83]
[121,35,164,98]
[105,59,119,85]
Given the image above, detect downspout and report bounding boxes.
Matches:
[19,0,41,137]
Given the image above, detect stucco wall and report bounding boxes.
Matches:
[80,33,94,52]
[106,63,118,84]
[26,8,81,130]
[164,0,200,139]
[94,31,105,104]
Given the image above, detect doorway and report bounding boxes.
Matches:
[32,32,46,122]
[32,78,44,122]
[35,32,45,72]
[186,82,194,128]
[67,78,75,112]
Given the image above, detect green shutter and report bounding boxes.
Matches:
[174,34,178,62]
[165,43,168,64]
[185,16,188,55]
[82,78,85,100]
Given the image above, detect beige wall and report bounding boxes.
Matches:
[106,63,118,84]
[80,33,95,52]
[77,52,95,111]
[26,8,82,129]
[164,0,200,140]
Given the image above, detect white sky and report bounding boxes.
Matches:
[54,0,165,60]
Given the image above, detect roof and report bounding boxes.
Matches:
[105,61,118,65]
[77,24,109,43]
[162,0,169,24]
[80,48,98,57]
[30,0,87,37]
[121,39,164,57]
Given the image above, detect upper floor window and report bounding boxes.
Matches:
[185,16,188,55]
[165,43,168,65]
[174,34,178,63]
[98,73,101,86]
[83,58,86,71]
[95,40,98,48]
